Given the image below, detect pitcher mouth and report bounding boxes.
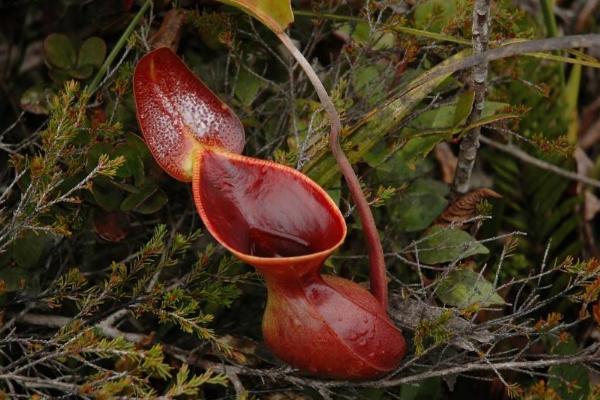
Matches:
[191,146,347,266]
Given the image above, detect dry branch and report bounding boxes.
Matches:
[480,135,600,189]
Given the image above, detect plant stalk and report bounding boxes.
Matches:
[539,0,565,88]
[540,0,559,38]
[276,32,389,311]
[87,0,152,96]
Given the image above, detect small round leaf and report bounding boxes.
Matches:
[78,36,107,68]
[44,33,76,69]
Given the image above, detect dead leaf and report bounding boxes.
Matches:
[585,191,600,221]
[576,0,600,33]
[150,9,188,51]
[218,0,294,34]
[90,106,106,132]
[579,96,600,149]
[94,211,129,242]
[437,188,501,227]
[574,147,600,255]
[574,146,594,176]
[434,142,458,184]
[219,334,260,366]
[580,117,600,150]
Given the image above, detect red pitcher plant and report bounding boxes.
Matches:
[134,47,407,380]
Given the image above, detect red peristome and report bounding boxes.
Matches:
[191,147,346,272]
[133,47,245,182]
[192,147,406,379]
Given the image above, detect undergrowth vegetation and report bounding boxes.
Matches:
[0,0,599,398]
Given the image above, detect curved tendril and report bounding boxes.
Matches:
[276,32,389,311]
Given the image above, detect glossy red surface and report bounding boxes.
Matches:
[133,47,407,379]
[192,147,346,272]
[192,147,407,379]
[133,47,245,181]
[264,274,407,379]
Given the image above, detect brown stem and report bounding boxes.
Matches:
[276,32,389,310]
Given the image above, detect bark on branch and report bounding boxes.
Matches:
[452,0,492,195]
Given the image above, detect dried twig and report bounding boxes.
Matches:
[9,230,599,398]
[171,344,600,391]
[402,34,600,99]
[17,310,147,344]
[480,135,600,189]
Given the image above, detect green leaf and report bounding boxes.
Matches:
[409,105,457,130]
[218,0,293,33]
[401,378,443,400]
[414,0,462,33]
[565,62,581,143]
[396,134,449,172]
[87,143,113,171]
[125,133,153,164]
[69,64,94,80]
[394,194,447,232]
[352,64,390,105]
[528,50,600,68]
[418,225,489,264]
[437,268,504,308]
[335,21,395,50]
[393,179,448,232]
[409,179,449,198]
[121,181,157,211]
[92,177,124,212]
[372,144,435,183]
[304,50,469,187]
[78,36,107,68]
[44,33,76,70]
[540,0,559,38]
[121,181,168,214]
[9,231,53,269]
[548,335,590,400]
[112,143,145,180]
[326,186,341,206]
[234,67,266,107]
[48,68,72,83]
[134,188,168,214]
[0,266,32,292]
[453,90,475,126]
[363,142,390,170]
[390,24,470,45]
[20,85,54,115]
